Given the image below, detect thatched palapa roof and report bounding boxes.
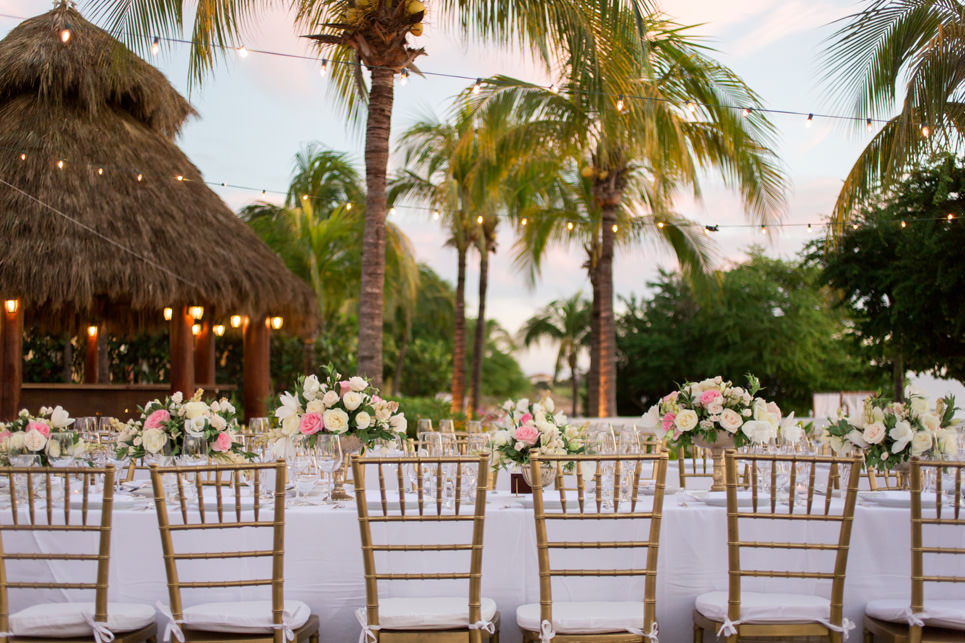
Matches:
[0,4,318,336]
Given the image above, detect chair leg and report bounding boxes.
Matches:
[693,623,702,643]
[830,630,843,643]
[864,629,873,643]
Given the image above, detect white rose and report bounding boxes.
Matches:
[741,420,775,444]
[515,399,530,413]
[209,414,227,431]
[846,429,869,449]
[323,409,350,434]
[49,405,73,429]
[553,412,567,426]
[374,402,392,422]
[275,392,301,420]
[355,411,371,430]
[281,414,300,436]
[889,420,914,453]
[342,391,364,412]
[706,400,724,416]
[674,409,699,432]
[303,375,322,398]
[921,413,941,433]
[872,407,885,423]
[910,396,928,416]
[640,405,661,431]
[862,421,886,445]
[184,416,206,437]
[492,430,511,447]
[937,429,958,456]
[348,376,368,392]
[171,391,183,404]
[306,399,325,414]
[910,431,933,457]
[389,414,408,434]
[741,408,752,417]
[719,409,743,433]
[141,428,168,454]
[322,390,340,408]
[543,397,555,413]
[8,432,25,451]
[781,414,804,443]
[182,401,208,420]
[23,429,47,452]
[45,437,61,457]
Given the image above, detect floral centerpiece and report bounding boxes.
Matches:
[0,405,79,465]
[115,390,250,461]
[824,391,959,471]
[271,364,407,455]
[642,374,783,450]
[491,396,585,472]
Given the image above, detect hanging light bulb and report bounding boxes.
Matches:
[237,46,249,58]
[852,223,859,230]
[616,95,625,112]
[302,194,308,201]
[189,306,204,320]
[807,223,813,231]
[19,153,25,161]
[56,160,64,170]
[191,324,201,336]
[566,221,574,230]
[320,58,328,76]
[432,210,440,220]
[742,107,752,117]
[345,202,352,210]
[60,27,71,43]
[151,36,160,56]
[163,307,173,321]
[5,299,20,314]
[657,221,664,229]
[806,113,813,128]
[476,215,483,224]
[548,83,559,94]
[400,68,409,86]
[472,78,482,95]
[521,217,528,226]
[389,207,397,216]
[921,125,930,138]
[612,224,618,233]
[87,325,98,338]
[137,173,143,182]
[271,316,284,330]
[213,324,226,337]
[97,168,103,175]
[948,213,955,221]
[900,220,907,228]
[687,101,697,114]
[866,118,874,133]
[761,225,767,234]
[176,175,184,182]
[230,314,243,328]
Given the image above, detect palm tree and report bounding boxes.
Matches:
[822,0,965,230]
[91,0,634,387]
[475,10,786,416]
[520,293,591,416]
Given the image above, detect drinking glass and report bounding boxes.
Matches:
[290,455,320,506]
[588,429,617,455]
[74,417,98,442]
[314,434,343,504]
[466,420,482,434]
[248,417,270,434]
[179,435,209,465]
[46,433,77,467]
[97,417,116,438]
[417,419,434,434]
[439,419,455,433]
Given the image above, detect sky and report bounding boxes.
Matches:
[3,0,963,401]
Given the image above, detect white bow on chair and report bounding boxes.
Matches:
[716,616,742,637]
[82,613,115,643]
[818,618,856,640]
[902,608,926,627]
[626,622,659,641]
[270,617,296,641]
[156,602,185,643]
[355,609,381,643]
[468,620,496,634]
[538,619,555,642]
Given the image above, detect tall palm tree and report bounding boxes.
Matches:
[822,0,965,230]
[475,10,786,416]
[520,293,591,416]
[90,0,640,386]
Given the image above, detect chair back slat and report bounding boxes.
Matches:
[149,461,287,641]
[723,452,862,631]
[529,453,668,635]
[351,454,490,639]
[0,465,117,633]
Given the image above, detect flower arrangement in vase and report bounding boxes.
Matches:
[115,390,250,461]
[0,405,80,466]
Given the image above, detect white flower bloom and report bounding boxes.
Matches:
[741,408,752,417]
[209,414,227,431]
[910,396,928,416]
[543,397,555,413]
[8,432,26,450]
[322,390,340,408]
[323,408,350,434]
[937,429,958,456]
[389,414,407,434]
[23,429,47,452]
[846,429,869,449]
[184,416,206,437]
[674,409,699,432]
[355,411,371,430]
[342,391,364,412]
[553,412,567,426]
[921,413,941,433]
[171,392,183,404]
[872,407,885,423]
[281,414,300,436]
[348,376,368,392]
[780,414,804,443]
[492,430,512,447]
[910,431,933,457]
[502,400,514,412]
[741,420,775,444]
[706,400,724,416]
[303,375,322,399]
[306,399,325,414]
[889,420,915,453]
[141,428,168,454]
[515,399,530,413]
[640,405,661,431]
[719,409,743,433]
[862,421,886,445]
[49,405,73,428]
[46,438,61,458]
[373,401,392,422]
[275,392,301,419]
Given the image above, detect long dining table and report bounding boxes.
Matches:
[4,464,965,643]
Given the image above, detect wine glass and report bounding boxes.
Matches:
[74,417,98,443]
[314,434,343,504]
[438,419,455,433]
[466,420,483,434]
[46,433,77,468]
[179,434,209,466]
[290,455,319,506]
[248,417,270,434]
[417,419,434,434]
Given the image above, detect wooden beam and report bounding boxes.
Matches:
[169,306,194,396]
[243,315,270,421]
[194,317,215,386]
[84,324,99,384]
[1,299,23,420]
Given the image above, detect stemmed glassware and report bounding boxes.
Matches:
[248,417,269,434]
[314,434,343,505]
[290,453,320,506]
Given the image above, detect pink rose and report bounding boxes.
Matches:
[663,391,679,404]
[519,412,533,425]
[766,401,782,419]
[661,413,676,433]
[298,412,324,436]
[371,395,382,405]
[211,432,232,453]
[0,430,10,441]
[27,420,50,438]
[144,409,170,430]
[339,381,351,396]
[513,424,539,446]
[699,390,721,406]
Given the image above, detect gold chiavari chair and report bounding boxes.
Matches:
[677,445,714,489]
[149,462,319,643]
[693,451,863,643]
[0,465,157,643]
[866,464,906,491]
[863,458,965,643]
[351,453,499,642]
[516,453,668,641]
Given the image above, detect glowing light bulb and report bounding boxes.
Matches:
[151,36,160,56]
[806,113,813,127]
[866,118,874,133]
[616,95,625,112]
[612,224,618,233]
[521,217,527,226]
[761,225,767,234]
[432,210,440,220]
[191,324,201,336]
[213,324,226,337]
[566,221,574,230]
[389,207,397,216]
[87,325,98,338]
[176,175,184,182]
[345,202,352,210]
[400,69,409,86]
[60,28,71,43]
[19,153,25,161]
[137,173,143,182]
[56,160,64,170]
[657,221,664,229]
[476,215,483,224]
[742,107,752,117]
[948,213,955,221]
[163,307,173,321]
[97,168,103,175]
[320,59,328,76]
[901,221,907,228]
[230,315,243,328]
[921,125,930,138]
[548,83,559,94]
[4,299,19,314]
[302,194,308,201]
[271,316,283,330]
[188,306,204,320]
[472,78,482,95]
[237,46,249,58]
[687,101,697,114]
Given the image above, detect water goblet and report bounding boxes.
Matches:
[466,420,483,434]
[248,417,270,434]
[290,455,320,506]
[438,419,455,434]
[46,432,77,468]
[314,434,343,504]
[417,419,434,434]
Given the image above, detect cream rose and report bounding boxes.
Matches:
[182,401,209,420]
[937,429,958,456]
[492,430,512,447]
[355,411,372,430]
[141,428,168,454]
[674,409,699,432]
[23,429,47,452]
[342,391,364,412]
[184,416,206,438]
[209,414,227,431]
[373,402,392,422]
[323,408,350,434]
[910,431,933,457]
[389,414,407,434]
[719,409,743,433]
[322,390,340,408]
[910,396,928,416]
[306,399,325,414]
[348,376,368,392]
[7,431,25,451]
[281,413,300,436]
[921,413,941,433]
[862,421,886,445]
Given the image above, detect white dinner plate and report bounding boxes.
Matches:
[194,495,256,511]
[860,490,939,508]
[700,491,771,507]
[64,494,137,511]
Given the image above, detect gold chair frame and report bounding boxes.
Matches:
[351,453,498,643]
[0,465,156,643]
[693,451,863,643]
[149,462,319,643]
[863,458,965,643]
[522,453,669,642]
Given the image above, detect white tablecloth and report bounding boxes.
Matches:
[5,483,965,642]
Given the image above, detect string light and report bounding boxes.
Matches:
[59,27,70,43]
[188,306,204,320]
[87,325,98,338]
[176,174,184,181]
[230,314,243,328]
[807,223,812,231]
[389,207,397,216]
[852,223,859,230]
[213,324,225,337]
[921,125,930,138]
[301,194,308,200]
[687,101,697,114]
[566,221,574,230]
[163,307,173,321]
[136,173,143,182]
[151,36,159,56]
[320,58,328,76]
[475,215,483,224]
[901,220,907,228]
[345,202,352,210]
[548,83,559,94]
[806,113,813,127]
[948,213,954,221]
[237,46,249,58]
[472,78,482,95]
[742,107,752,117]
[270,316,284,330]
[612,224,618,232]
[432,210,440,220]
[521,217,527,226]
[657,221,664,229]
[97,167,103,175]
[4,299,19,314]
[191,323,201,336]
[866,118,874,133]
[19,153,25,161]
[56,160,63,169]
[400,68,409,86]
[761,225,767,234]
[616,95,625,112]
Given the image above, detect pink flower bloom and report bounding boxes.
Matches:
[0,430,10,441]
[513,423,539,446]
[144,409,170,430]
[699,390,722,406]
[663,391,679,404]
[299,412,324,436]
[339,381,351,396]
[371,395,382,405]
[211,432,233,453]
[519,412,533,425]
[27,420,50,438]
[661,413,676,433]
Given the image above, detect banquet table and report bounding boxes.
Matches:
[5,468,965,643]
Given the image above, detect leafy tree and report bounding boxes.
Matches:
[822,0,965,228]
[464,318,529,401]
[617,249,880,416]
[813,154,965,400]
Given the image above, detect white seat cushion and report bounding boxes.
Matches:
[866,599,965,630]
[517,602,645,634]
[371,597,498,630]
[696,591,830,623]
[181,600,311,634]
[10,602,155,638]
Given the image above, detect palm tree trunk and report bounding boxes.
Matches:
[392,327,408,396]
[598,203,618,417]
[569,352,578,417]
[468,243,490,417]
[451,246,467,413]
[587,257,601,417]
[357,66,395,387]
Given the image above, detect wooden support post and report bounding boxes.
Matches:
[1,299,23,420]
[169,306,195,396]
[243,314,270,422]
[194,317,215,386]
[84,324,100,384]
